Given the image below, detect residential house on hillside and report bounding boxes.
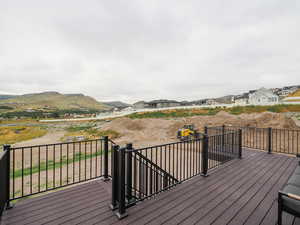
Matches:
[277,86,299,97]
[234,93,249,106]
[133,100,181,109]
[133,101,150,109]
[234,97,248,106]
[148,99,181,108]
[206,99,218,105]
[248,87,279,105]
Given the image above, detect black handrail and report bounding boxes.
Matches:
[134,151,179,183]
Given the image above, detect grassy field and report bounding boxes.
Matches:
[0,126,47,146]
[128,104,300,119]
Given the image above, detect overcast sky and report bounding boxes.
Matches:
[0,0,300,103]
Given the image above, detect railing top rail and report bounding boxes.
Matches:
[126,137,204,152]
[10,138,106,150]
[271,128,300,132]
[221,125,300,132]
[206,130,239,137]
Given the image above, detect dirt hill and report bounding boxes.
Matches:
[100,111,299,147]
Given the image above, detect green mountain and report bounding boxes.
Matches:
[0,92,111,113]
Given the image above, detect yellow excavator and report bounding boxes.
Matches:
[177,124,200,141]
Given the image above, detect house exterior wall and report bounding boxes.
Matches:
[234,98,248,106]
[133,102,148,109]
[156,102,181,108]
[248,90,279,105]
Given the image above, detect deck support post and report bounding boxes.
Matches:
[201,135,209,177]
[110,145,119,210]
[115,147,128,219]
[222,124,225,149]
[102,136,110,181]
[268,127,272,154]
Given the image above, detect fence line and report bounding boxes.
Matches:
[1,137,114,202]
[207,125,300,155]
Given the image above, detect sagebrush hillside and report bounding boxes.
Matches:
[0,92,111,112]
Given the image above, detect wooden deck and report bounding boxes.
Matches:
[1,148,299,225]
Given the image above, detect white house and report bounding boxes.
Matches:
[248,88,279,105]
[234,97,248,106]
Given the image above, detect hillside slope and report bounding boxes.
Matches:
[0,92,111,112]
[289,89,300,97]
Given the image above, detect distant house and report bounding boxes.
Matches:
[148,100,181,108]
[206,99,218,105]
[234,97,248,106]
[248,88,279,105]
[133,100,181,109]
[133,101,150,109]
[277,87,299,97]
[234,93,249,106]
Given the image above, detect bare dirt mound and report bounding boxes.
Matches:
[101,112,299,148]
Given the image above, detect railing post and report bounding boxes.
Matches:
[222,124,225,148]
[116,147,128,219]
[103,136,109,181]
[268,127,272,154]
[3,145,11,209]
[163,175,168,189]
[204,126,208,135]
[126,143,134,205]
[110,145,119,210]
[238,129,242,159]
[201,135,209,177]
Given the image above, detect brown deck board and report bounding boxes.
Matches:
[148,153,283,225]
[218,157,293,225]
[112,150,267,225]
[1,148,299,225]
[180,154,289,225]
[242,159,297,225]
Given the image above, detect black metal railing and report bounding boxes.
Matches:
[0,147,10,216]
[111,129,242,219]
[206,129,242,171]
[213,125,300,155]
[130,151,179,201]
[5,136,114,202]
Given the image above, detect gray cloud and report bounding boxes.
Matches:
[0,0,299,103]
